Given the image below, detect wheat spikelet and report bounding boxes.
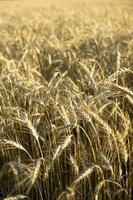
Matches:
[14,112,39,142]
[102,82,133,97]
[100,153,114,176]
[94,180,128,200]
[53,145,61,160]
[53,135,73,160]
[58,165,104,200]
[60,105,70,124]
[71,165,103,187]
[70,155,79,175]
[48,71,68,92]
[88,111,128,167]
[123,116,130,140]
[79,61,97,87]
[1,139,31,158]
[66,187,75,199]
[3,195,28,200]
[31,158,42,185]
[8,162,19,176]
[98,68,133,88]
[24,115,39,142]
[86,110,114,148]
[15,111,44,157]
[115,131,128,163]
[117,50,121,72]
[107,68,131,82]
[61,135,73,150]
[14,116,36,140]
[126,94,133,105]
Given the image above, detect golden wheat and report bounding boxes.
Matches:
[0,0,132,199]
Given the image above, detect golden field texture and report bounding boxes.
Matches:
[0,0,133,199]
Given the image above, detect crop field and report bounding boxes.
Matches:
[0,0,133,199]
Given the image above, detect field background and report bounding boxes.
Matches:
[0,0,133,200]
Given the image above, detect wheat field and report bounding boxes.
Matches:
[0,0,133,199]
